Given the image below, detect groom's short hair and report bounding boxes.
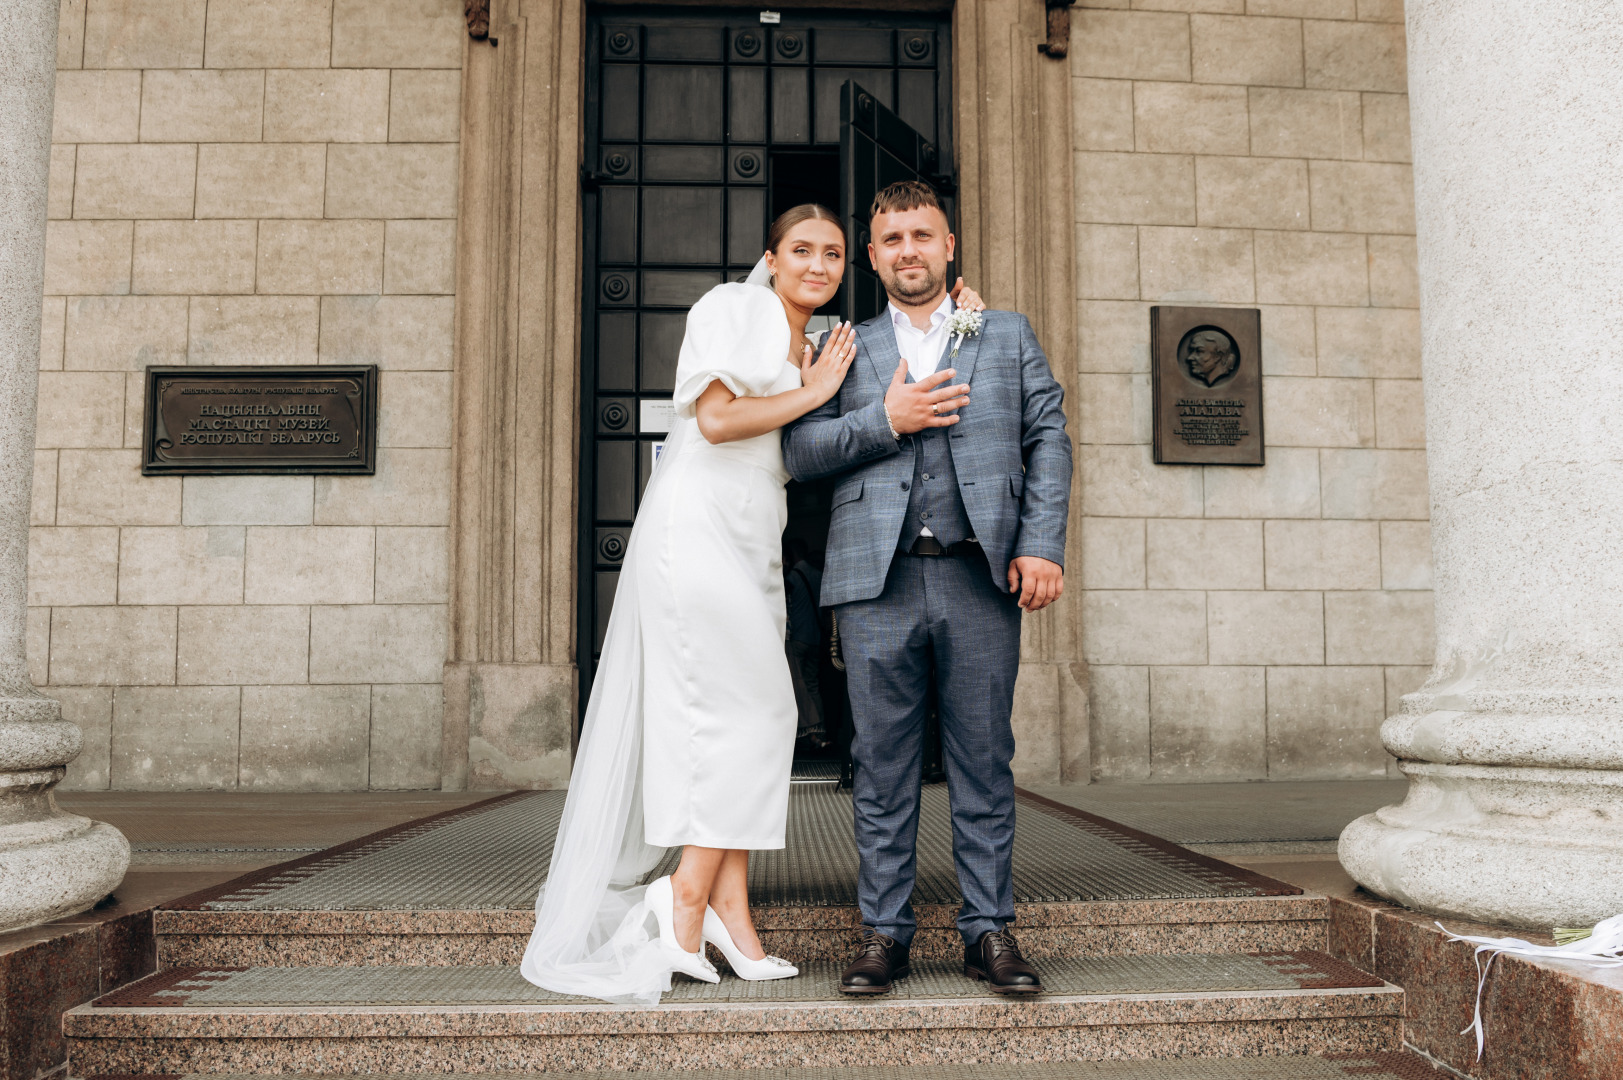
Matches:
[870,180,945,223]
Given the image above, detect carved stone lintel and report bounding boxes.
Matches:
[1038,0,1074,58]
[465,0,489,40]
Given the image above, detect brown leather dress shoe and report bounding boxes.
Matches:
[839,930,910,994]
[964,928,1043,994]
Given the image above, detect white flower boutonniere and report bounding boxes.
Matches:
[946,308,982,358]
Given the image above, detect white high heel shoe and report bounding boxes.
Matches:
[703,906,799,980]
[645,876,720,984]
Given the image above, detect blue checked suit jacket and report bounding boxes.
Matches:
[782,308,1072,607]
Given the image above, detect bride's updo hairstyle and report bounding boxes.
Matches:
[767,203,846,255]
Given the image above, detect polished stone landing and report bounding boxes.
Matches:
[1021,782,1408,858]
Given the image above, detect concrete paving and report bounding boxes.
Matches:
[1027,781,1406,848]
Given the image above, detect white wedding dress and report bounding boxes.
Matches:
[642,294,802,849]
[520,276,801,1004]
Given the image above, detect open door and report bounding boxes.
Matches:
[575,11,955,772]
[838,80,956,325]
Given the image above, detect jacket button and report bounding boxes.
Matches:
[922,472,932,480]
[900,481,910,491]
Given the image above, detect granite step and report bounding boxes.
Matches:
[66,951,1402,1074]
[70,1054,1457,1080]
[150,787,1317,970]
[153,894,1331,968]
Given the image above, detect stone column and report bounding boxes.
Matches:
[0,0,129,931]
[1340,1,1623,927]
[443,0,584,790]
[954,0,1087,784]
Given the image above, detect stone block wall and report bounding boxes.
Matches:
[36,0,463,791]
[25,0,1431,790]
[1071,0,1432,781]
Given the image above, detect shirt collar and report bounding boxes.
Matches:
[887,293,954,333]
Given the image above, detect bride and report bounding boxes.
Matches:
[521,203,983,1004]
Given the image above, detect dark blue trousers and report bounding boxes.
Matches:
[836,552,1022,946]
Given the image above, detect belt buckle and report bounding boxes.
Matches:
[912,535,946,556]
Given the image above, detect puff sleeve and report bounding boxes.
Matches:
[671,283,793,419]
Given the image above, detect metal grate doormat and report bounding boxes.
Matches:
[95,951,1379,1008]
[791,758,843,782]
[164,786,1297,913]
[163,791,534,911]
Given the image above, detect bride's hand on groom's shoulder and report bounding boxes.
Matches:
[950,277,986,312]
[801,320,857,403]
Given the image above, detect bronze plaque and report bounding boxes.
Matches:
[1151,306,1263,466]
[141,366,378,475]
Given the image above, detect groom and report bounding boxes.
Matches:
[782,181,1071,994]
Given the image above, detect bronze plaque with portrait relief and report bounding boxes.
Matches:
[1151,306,1263,466]
[140,366,378,475]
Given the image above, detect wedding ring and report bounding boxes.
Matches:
[931,403,939,415]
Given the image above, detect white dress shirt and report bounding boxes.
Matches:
[889,293,955,536]
[888,294,955,384]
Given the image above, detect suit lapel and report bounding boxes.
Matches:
[856,298,982,392]
[856,313,900,390]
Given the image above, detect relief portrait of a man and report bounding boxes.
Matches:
[1181,328,1240,387]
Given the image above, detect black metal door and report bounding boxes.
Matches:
[839,80,956,324]
[580,10,952,719]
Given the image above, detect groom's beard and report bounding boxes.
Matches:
[880,261,945,305]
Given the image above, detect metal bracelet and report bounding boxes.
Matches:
[882,402,901,440]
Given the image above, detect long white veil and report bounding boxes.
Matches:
[518,256,776,1005]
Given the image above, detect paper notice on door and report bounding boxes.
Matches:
[640,399,675,434]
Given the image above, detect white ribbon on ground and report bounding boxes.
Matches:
[1438,913,1623,1059]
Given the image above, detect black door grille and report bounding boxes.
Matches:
[579,11,953,723]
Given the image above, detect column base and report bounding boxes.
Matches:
[442,662,577,790]
[1340,760,1623,927]
[0,805,130,933]
[0,697,132,932]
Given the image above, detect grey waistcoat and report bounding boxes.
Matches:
[897,424,973,550]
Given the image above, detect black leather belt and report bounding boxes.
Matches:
[899,536,981,557]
